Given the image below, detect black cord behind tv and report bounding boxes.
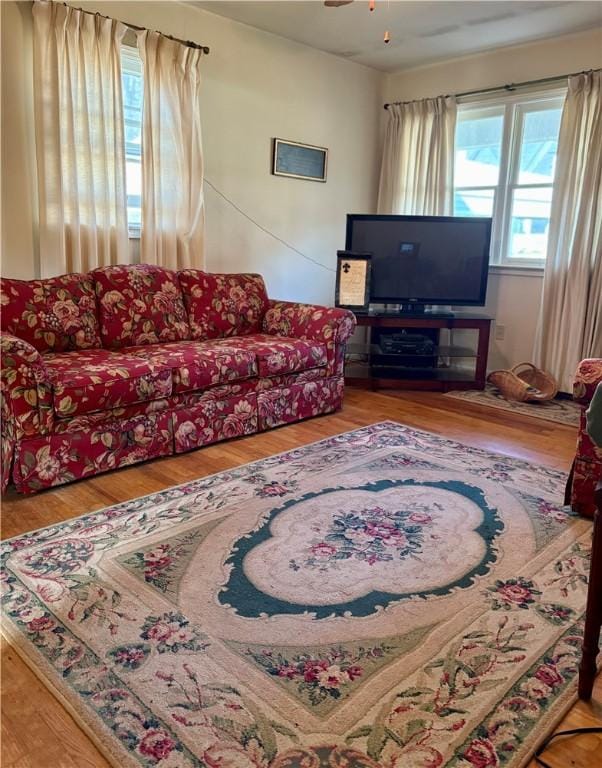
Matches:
[345,214,492,313]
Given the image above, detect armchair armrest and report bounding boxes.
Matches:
[1,332,53,440]
[262,300,356,376]
[574,358,602,406]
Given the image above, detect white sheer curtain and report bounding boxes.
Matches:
[136,30,205,270]
[33,0,129,276]
[534,71,602,392]
[378,96,457,216]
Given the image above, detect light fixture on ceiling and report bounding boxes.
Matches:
[324,1,391,44]
[323,1,377,9]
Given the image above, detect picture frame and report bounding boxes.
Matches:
[335,251,372,313]
[272,138,328,182]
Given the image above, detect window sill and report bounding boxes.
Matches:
[489,264,545,277]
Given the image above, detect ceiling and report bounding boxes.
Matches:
[192,1,602,72]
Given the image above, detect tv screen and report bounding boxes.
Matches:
[345,215,492,306]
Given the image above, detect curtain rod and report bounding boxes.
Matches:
[60,2,210,53]
[383,67,601,109]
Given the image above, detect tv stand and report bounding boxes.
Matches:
[398,303,428,315]
[346,312,492,392]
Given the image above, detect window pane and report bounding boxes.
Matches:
[126,159,141,229]
[121,47,143,232]
[123,71,142,111]
[517,107,562,185]
[125,121,142,152]
[508,186,553,260]
[455,112,504,187]
[454,188,495,217]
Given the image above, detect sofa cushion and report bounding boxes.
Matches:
[126,341,258,394]
[0,274,101,353]
[207,334,328,377]
[93,264,190,349]
[178,270,269,340]
[44,349,173,418]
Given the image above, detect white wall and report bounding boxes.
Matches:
[482,272,544,370]
[382,27,602,370]
[0,1,383,305]
[383,27,602,104]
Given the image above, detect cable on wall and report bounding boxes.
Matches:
[203,177,336,273]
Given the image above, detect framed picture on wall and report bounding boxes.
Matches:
[272,138,328,182]
[335,251,371,312]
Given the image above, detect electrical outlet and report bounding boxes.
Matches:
[495,324,506,341]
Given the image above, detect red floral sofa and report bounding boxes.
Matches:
[565,358,602,518]
[0,265,355,493]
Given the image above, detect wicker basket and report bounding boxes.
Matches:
[487,362,558,402]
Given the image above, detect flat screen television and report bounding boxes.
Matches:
[345,214,492,309]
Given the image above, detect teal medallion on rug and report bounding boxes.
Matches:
[220,478,504,618]
[0,422,591,768]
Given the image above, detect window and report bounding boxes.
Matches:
[454,90,565,268]
[121,46,143,236]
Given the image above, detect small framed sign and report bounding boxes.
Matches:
[335,251,371,312]
[272,138,328,182]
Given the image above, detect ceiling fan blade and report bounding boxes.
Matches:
[324,1,354,7]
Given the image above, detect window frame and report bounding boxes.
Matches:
[455,86,566,271]
[121,44,143,239]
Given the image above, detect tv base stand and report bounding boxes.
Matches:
[372,307,456,319]
[345,312,492,392]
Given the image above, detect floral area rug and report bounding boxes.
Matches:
[1,422,592,768]
[444,386,580,427]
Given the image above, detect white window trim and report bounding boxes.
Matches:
[456,86,567,272]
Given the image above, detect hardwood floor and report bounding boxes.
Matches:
[1,389,600,767]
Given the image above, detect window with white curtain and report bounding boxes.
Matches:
[121,45,143,236]
[454,89,565,269]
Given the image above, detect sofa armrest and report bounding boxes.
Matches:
[262,300,356,376]
[573,358,602,406]
[1,333,53,439]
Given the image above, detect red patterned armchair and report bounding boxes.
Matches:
[0,266,355,494]
[565,358,602,518]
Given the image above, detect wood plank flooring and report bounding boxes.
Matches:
[1,389,600,767]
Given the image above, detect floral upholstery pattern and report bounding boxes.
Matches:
[50,368,330,439]
[51,397,173,435]
[178,271,268,340]
[44,349,174,418]
[173,393,258,453]
[0,334,54,440]
[126,341,258,394]
[255,367,328,392]
[93,265,190,349]
[0,386,15,494]
[205,334,327,377]
[0,274,101,353]
[263,300,356,376]
[12,412,173,493]
[573,358,602,404]
[257,376,345,430]
[1,267,355,493]
[566,358,602,518]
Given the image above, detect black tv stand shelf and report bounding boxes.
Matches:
[345,312,492,392]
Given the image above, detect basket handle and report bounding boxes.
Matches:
[511,362,538,375]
